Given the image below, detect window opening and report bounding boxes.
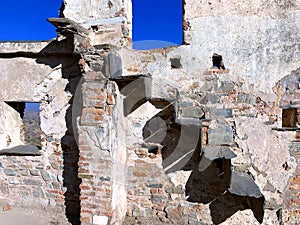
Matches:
[5,102,41,148]
[132,0,182,49]
[170,57,182,69]
[282,108,298,128]
[212,53,225,70]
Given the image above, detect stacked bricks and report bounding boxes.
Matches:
[78,65,116,224]
[288,143,300,222]
[0,154,65,208]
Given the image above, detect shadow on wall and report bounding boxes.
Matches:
[141,96,264,224]
[36,38,82,225]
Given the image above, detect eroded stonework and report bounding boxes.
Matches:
[0,0,299,225]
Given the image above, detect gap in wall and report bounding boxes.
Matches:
[132,0,183,50]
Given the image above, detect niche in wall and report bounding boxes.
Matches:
[2,102,41,155]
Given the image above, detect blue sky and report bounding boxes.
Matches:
[0,0,182,49]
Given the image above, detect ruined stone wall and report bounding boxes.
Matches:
[114,1,300,224]
[63,0,132,47]
[0,40,82,224]
[0,1,299,225]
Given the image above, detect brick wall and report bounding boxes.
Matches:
[78,51,117,224]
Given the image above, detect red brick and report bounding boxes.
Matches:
[132,171,147,177]
[291,177,300,185]
[80,184,91,190]
[78,138,89,146]
[82,108,105,115]
[107,94,115,105]
[107,105,113,116]
[80,216,92,223]
[80,209,93,215]
[78,167,89,173]
[290,198,300,207]
[81,191,96,197]
[95,101,106,108]
[89,95,106,101]
[81,202,97,209]
[84,71,104,81]
[78,161,89,167]
[290,210,300,218]
[79,156,93,162]
[92,115,104,121]
[79,196,89,201]
[291,183,300,190]
[99,211,113,217]
[80,145,91,151]
[47,189,64,195]
[150,189,158,194]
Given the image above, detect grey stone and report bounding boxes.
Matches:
[108,53,122,78]
[202,146,236,160]
[179,101,193,108]
[237,93,256,104]
[181,107,204,118]
[52,181,61,190]
[170,58,182,69]
[228,172,262,198]
[214,81,235,93]
[47,17,90,35]
[211,108,233,118]
[35,164,44,169]
[57,174,64,182]
[121,77,152,116]
[204,93,222,104]
[9,178,20,184]
[4,168,17,176]
[41,170,51,181]
[207,126,234,145]
[33,187,45,198]
[151,195,166,203]
[30,169,40,176]
[23,178,43,186]
[165,206,183,220]
[0,145,41,156]
[146,183,163,188]
[0,183,9,194]
[100,176,111,181]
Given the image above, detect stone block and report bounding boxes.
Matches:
[228,172,262,198]
[4,168,17,176]
[23,178,43,186]
[181,107,204,118]
[179,101,193,108]
[33,187,45,198]
[108,53,122,79]
[237,93,256,104]
[0,183,9,194]
[93,215,108,225]
[203,93,222,104]
[207,126,234,145]
[8,178,20,184]
[84,71,105,81]
[146,183,163,188]
[151,195,167,203]
[0,145,41,156]
[165,206,183,221]
[214,81,235,93]
[208,108,233,118]
[202,146,236,160]
[41,170,52,181]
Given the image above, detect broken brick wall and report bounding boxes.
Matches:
[0,40,82,224]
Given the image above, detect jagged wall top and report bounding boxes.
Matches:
[184,0,300,20]
[62,0,132,25]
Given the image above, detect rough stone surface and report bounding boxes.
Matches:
[0,1,299,225]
